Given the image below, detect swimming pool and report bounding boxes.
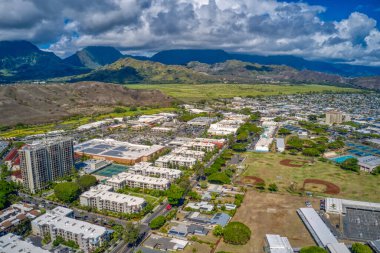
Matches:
[92,164,128,177]
[330,155,355,163]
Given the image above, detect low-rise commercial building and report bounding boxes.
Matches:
[74,139,165,165]
[32,207,112,253]
[358,156,380,173]
[129,162,182,180]
[80,185,146,213]
[106,172,170,191]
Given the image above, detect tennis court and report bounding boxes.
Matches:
[92,164,128,177]
[329,155,355,164]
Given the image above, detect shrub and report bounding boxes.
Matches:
[223,222,251,245]
[207,172,231,185]
[213,225,224,237]
[54,182,81,203]
[149,215,166,229]
[351,243,372,253]
[340,158,359,172]
[300,246,327,253]
[268,183,278,192]
[302,148,321,157]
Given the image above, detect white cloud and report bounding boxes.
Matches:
[0,0,379,65]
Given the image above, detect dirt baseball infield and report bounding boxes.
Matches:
[303,178,340,194]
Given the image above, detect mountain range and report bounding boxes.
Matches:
[0,40,379,90]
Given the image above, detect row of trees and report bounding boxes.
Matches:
[299,243,372,253]
[286,136,344,157]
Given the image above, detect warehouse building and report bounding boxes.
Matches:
[297,208,350,253]
[264,234,293,253]
[74,138,165,165]
[32,207,112,253]
[80,185,146,213]
[106,172,170,191]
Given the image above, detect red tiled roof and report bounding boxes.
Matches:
[4,149,17,161]
[11,170,22,179]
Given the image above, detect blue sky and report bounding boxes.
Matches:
[282,0,380,22]
[0,0,379,66]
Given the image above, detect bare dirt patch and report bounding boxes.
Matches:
[280,159,308,167]
[303,179,340,194]
[215,192,318,253]
[236,176,264,186]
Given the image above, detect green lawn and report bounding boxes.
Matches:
[242,152,380,202]
[0,107,177,138]
[127,83,361,102]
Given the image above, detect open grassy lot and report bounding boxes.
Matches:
[215,192,317,253]
[127,83,361,102]
[0,107,176,138]
[241,152,380,202]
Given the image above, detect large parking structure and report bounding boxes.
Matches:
[93,164,129,177]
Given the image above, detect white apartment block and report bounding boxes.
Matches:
[183,141,215,152]
[155,154,197,169]
[208,119,243,136]
[129,162,182,180]
[80,185,146,213]
[32,207,111,253]
[106,172,170,191]
[171,147,205,160]
[0,233,50,253]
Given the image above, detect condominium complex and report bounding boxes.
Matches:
[32,207,112,253]
[19,138,74,193]
[0,233,50,253]
[171,147,205,160]
[325,110,350,125]
[106,172,170,191]
[129,162,182,180]
[155,154,197,168]
[80,185,146,213]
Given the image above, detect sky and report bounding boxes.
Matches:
[1,0,380,66]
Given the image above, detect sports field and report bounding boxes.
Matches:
[127,83,361,102]
[93,164,128,177]
[241,152,380,202]
[215,192,318,253]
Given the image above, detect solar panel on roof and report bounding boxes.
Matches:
[94,144,113,149]
[102,150,124,157]
[82,148,104,154]
[113,146,129,151]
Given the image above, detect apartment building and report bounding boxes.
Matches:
[80,185,146,213]
[106,172,170,191]
[325,110,350,125]
[171,147,205,160]
[129,162,182,181]
[19,138,74,194]
[32,207,112,253]
[0,233,50,253]
[155,154,197,169]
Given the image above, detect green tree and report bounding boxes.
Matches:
[213,225,224,237]
[77,175,97,191]
[167,184,184,205]
[223,222,251,245]
[371,166,380,175]
[302,148,321,157]
[300,246,327,253]
[268,183,278,192]
[327,140,345,150]
[54,182,81,203]
[340,158,360,172]
[207,172,231,185]
[278,128,291,136]
[123,222,140,245]
[149,215,166,229]
[351,243,372,253]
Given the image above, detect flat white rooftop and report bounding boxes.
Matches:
[74,138,163,160]
[107,172,170,185]
[265,234,293,253]
[325,198,380,214]
[0,234,50,253]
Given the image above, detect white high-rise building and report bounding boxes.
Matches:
[19,138,74,193]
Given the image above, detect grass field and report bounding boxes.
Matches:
[241,152,380,202]
[0,107,176,138]
[215,192,318,253]
[127,83,361,102]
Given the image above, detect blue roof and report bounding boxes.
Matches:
[210,213,230,227]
